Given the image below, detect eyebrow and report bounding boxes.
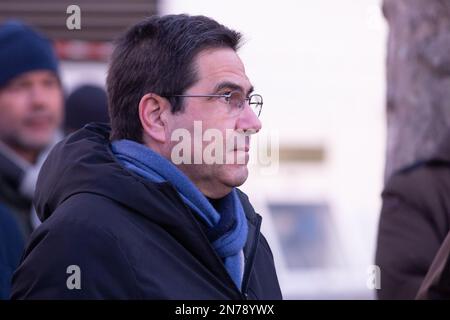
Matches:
[212,81,254,96]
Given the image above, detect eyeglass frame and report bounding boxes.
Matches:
[165,91,263,117]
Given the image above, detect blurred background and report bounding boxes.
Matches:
[0,0,389,299]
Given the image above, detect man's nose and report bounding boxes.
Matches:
[29,84,48,108]
[236,104,262,134]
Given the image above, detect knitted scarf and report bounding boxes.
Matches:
[111,139,248,290]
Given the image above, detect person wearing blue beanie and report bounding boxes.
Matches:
[0,20,63,240]
[0,20,59,88]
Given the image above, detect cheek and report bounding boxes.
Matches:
[0,95,27,126]
[202,118,236,138]
[47,89,64,113]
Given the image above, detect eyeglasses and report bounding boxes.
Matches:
[167,91,263,117]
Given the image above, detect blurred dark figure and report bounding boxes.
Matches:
[0,204,25,300]
[376,133,450,299]
[64,84,109,134]
[0,20,63,237]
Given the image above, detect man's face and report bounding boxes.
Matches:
[165,48,262,198]
[0,70,63,154]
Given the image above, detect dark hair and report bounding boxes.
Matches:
[107,14,242,142]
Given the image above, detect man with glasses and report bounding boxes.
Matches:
[12,14,282,300]
[0,21,63,238]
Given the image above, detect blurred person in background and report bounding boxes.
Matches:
[11,14,282,300]
[64,84,109,135]
[376,132,450,299]
[0,20,64,238]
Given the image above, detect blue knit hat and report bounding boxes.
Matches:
[0,20,59,88]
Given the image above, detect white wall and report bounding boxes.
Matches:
[60,61,108,94]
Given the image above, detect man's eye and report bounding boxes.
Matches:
[220,92,233,101]
[9,82,29,91]
[43,79,58,89]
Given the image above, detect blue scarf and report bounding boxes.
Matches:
[111,139,248,290]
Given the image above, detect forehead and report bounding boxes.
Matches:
[5,70,58,86]
[192,48,252,92]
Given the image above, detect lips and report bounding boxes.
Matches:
[224,132,251,155]
[231,136,250,153]
[23,115,54,130]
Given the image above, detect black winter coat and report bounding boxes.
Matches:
[11,123,282,300]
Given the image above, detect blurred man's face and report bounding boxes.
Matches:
[0,70,63,159]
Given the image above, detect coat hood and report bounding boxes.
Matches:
[35,123,183,223]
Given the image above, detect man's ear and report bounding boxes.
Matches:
[139,93,171,144]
